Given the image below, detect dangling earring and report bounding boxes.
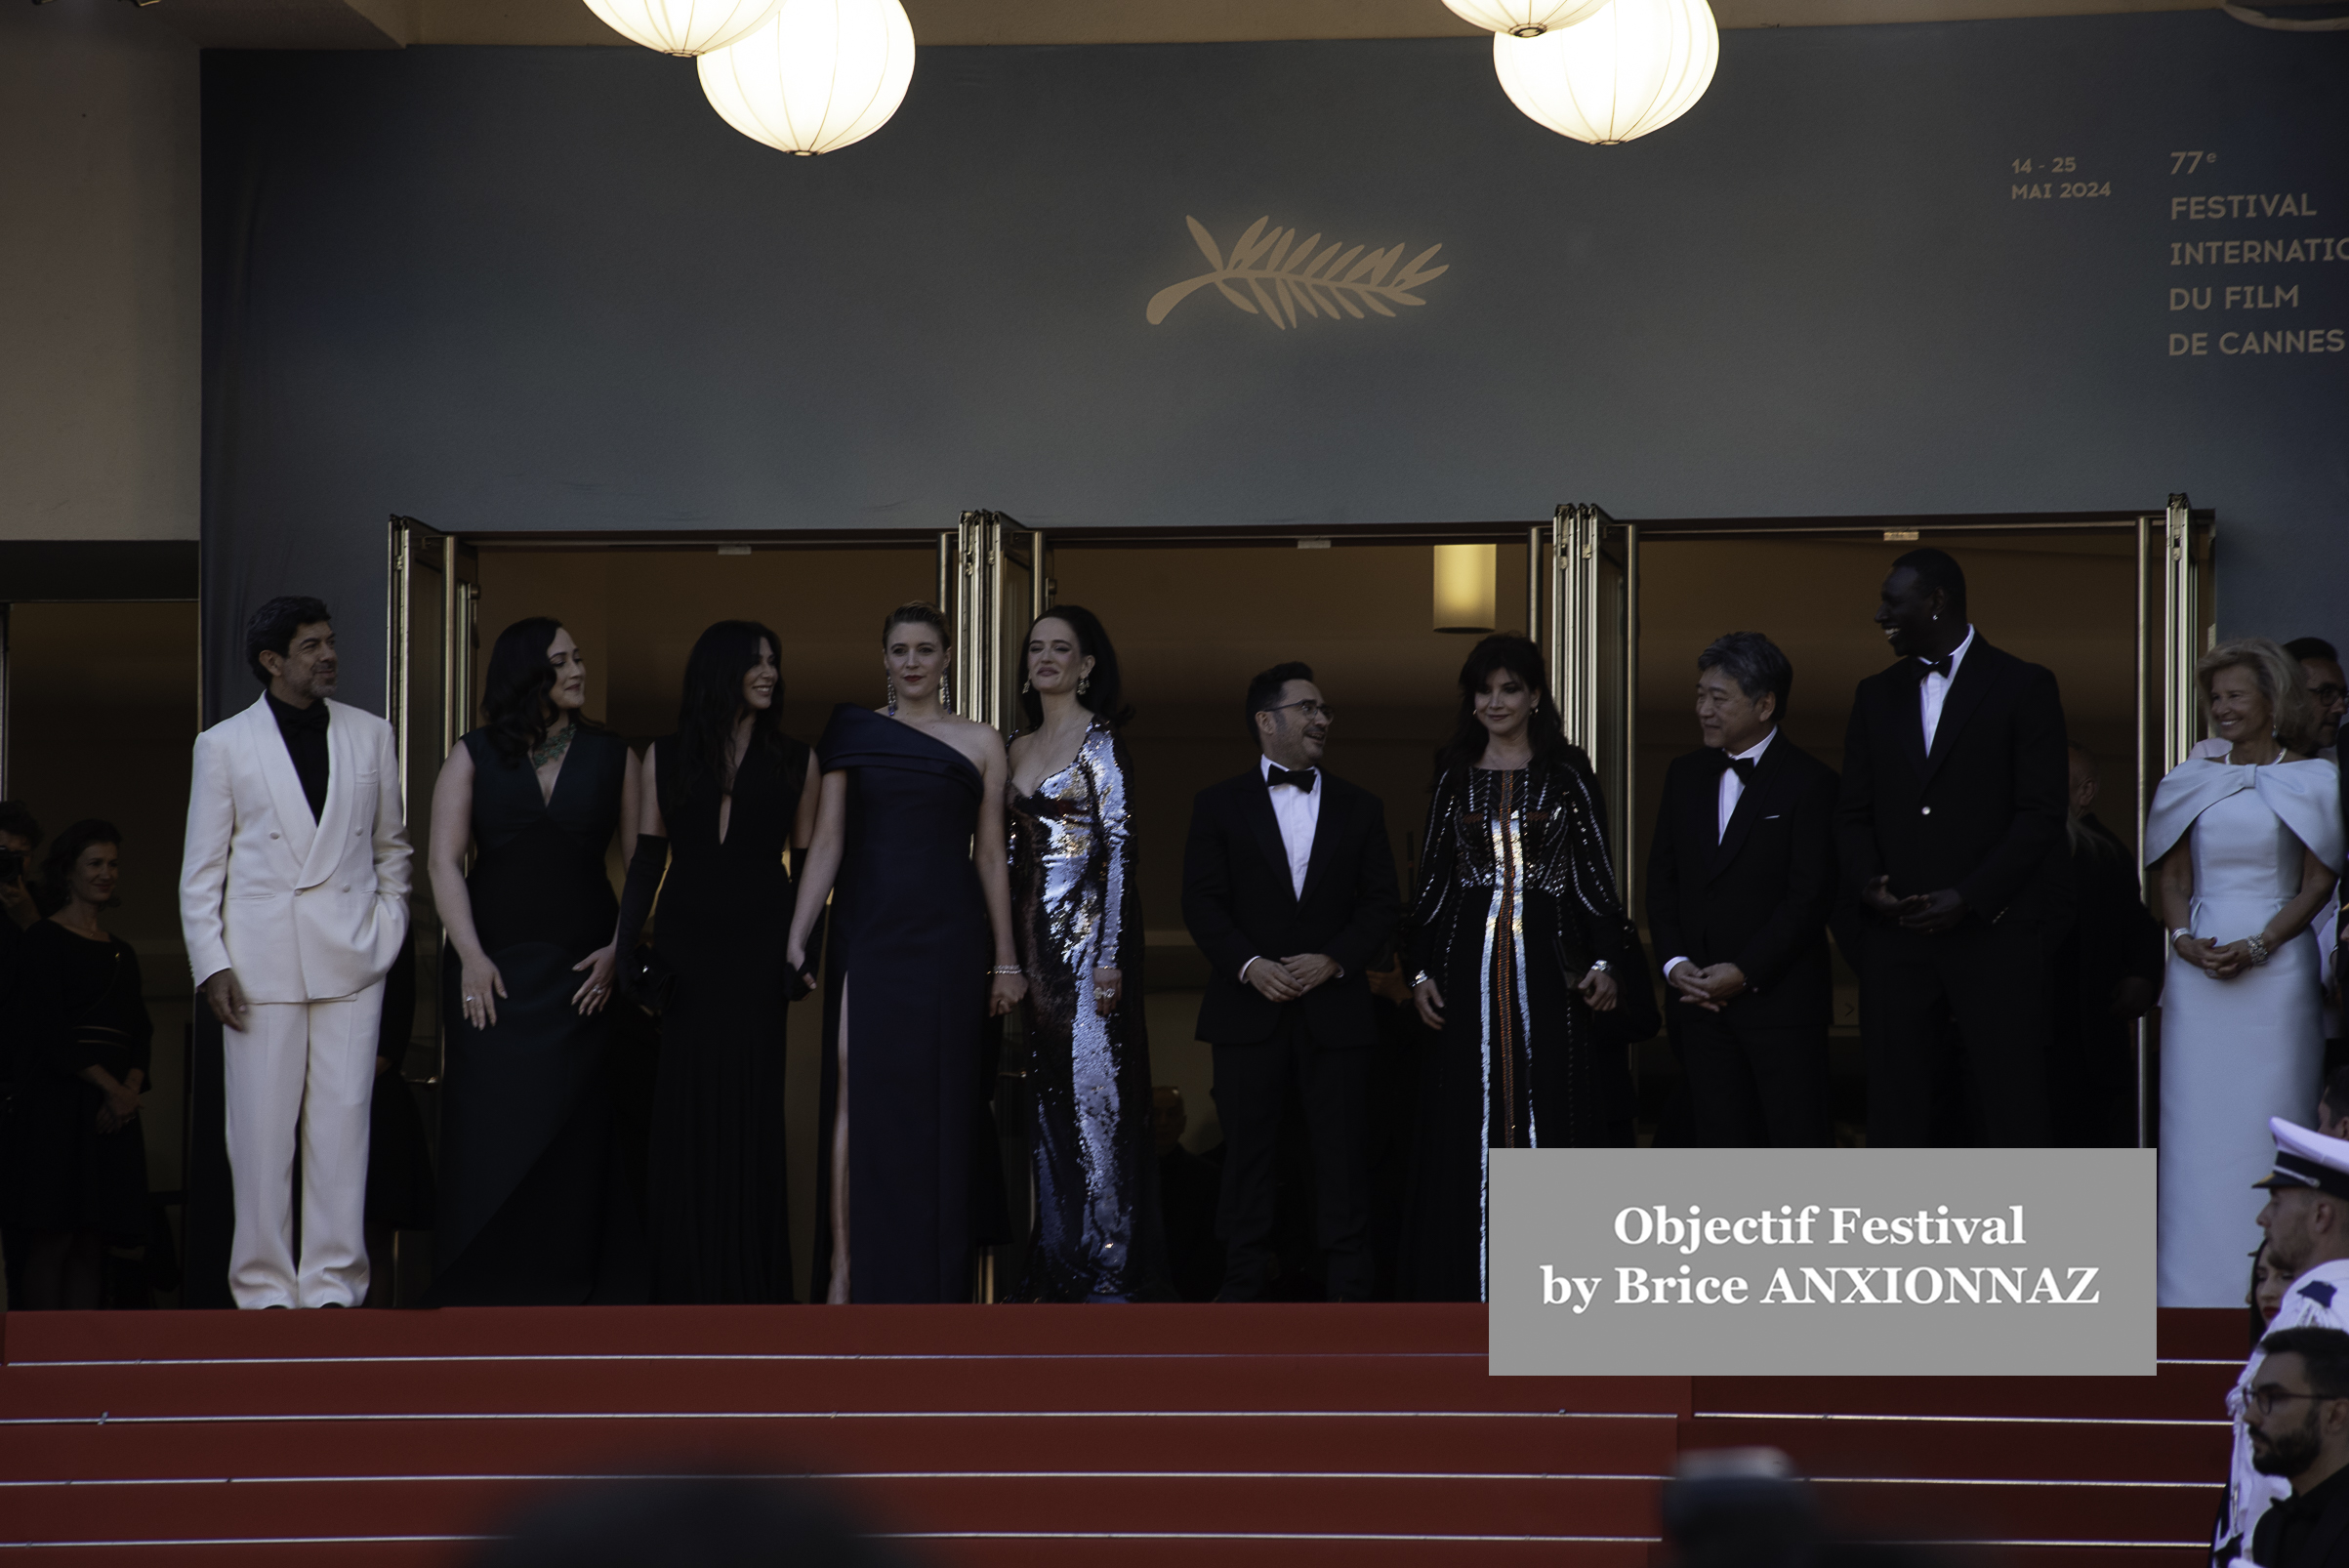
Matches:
[886,676,898,717]
[1078,671,1092,696]
[941,673,952,712]
[1020,677,1032,694]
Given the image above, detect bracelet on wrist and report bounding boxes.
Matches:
[989,965,1023,976]
[2170,928,2195,949]
[1410,970,1432,989]
[2246,933,2272,967]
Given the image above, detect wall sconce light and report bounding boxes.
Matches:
[1433,543,1498,633]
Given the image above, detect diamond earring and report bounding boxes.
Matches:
[941,673,952,712]
[886,676,897,717]
[1020,677,1032,694]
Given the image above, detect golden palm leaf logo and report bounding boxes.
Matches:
[1146,216,1450,330]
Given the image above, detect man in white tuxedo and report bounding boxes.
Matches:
[180,598,410,1308]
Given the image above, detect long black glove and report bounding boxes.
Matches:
[612,835,671,1011]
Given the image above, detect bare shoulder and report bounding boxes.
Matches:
[946,715,1007,769]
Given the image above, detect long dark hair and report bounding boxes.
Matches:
[1014,604,1133,733]
[1432,634,1588,782]
[678,620,787,801]
[480,617,597,767]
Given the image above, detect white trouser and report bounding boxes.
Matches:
[225,983,383,1308]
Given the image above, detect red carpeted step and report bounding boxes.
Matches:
[0,1412,1679,1482]
[0,1538,1660,1568]
[0,1471,1662,1544]
[1691,1369,2235,1423]
[1679,1414,2226,1484]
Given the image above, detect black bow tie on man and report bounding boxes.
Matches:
[1712,752,1757,785]
[1912,653,1955,681]
[1267,766,1316,791]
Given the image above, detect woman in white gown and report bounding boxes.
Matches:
[2150,638,2341,1307]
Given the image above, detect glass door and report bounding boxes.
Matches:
[941,511,1050,735]
[2132,494,2215,1148]
[384,515,477,1085]
[1540,503,1640,916]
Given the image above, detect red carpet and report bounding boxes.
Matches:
[0,1306,2239,1566]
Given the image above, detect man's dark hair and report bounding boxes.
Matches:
[1696,632,1793,724]
[2286,637,2340,666]
[471,1474,917,1568]
[245,596,333,682]
[0,801,42,847]
[1245,661,1314,742]
[1890,548,1967,618]
[2259,1326,2349,1398]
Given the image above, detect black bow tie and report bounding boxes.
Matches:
[1714,753,1757,784]
[1267,766,1316,791]
[1913,654,1954,681]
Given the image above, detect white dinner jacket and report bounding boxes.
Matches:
[179,693,412,1004]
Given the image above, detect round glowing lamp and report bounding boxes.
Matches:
[697,0,917,156]
[1491,0,1719,145]
[582,0,782,56]
[1444,0,1615,36]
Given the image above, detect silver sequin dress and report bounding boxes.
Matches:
[1007,720,1161,1300]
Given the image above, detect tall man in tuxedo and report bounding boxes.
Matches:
[1836,548,2069,1147]
[1647,632,1840,1146]
[1181,662,1399,1301]
[181,598,411,1307]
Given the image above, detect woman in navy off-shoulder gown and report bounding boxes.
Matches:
[788,601,1025,1304]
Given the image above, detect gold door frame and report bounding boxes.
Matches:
[1536,503,1639,918]
[941,511,1051,736]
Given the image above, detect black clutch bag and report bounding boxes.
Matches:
[617,943,677,1014]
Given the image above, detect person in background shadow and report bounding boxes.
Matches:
[0,801,42,1308]
[2246,1327,2349,1568]
[1151,1086,1225,1302]
[1404,636,1646,1302]
[1835,549,2069,1147]
[616,621,819,1305]
[472,1474,920,1568]
[1182,661,1398,1303]
[2047,743,2163,1148]
[428,618,642,1306]
[1,822,152,1309]
[1647,633,1839,1147]
[179,597,411,1309]
[361,940,434,1307]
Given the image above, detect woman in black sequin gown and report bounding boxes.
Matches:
[427,618,640,1305]
[614,621,818,1304]
[1004,607,1163,1301]
[1402,635,1644,1302]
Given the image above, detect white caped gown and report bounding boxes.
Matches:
[2150,756,2343,1307]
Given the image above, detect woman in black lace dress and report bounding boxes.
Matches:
[613,621,818,1303]
[0,821,151,1309]
[1003,606,1163,1301]
[427,618,640,1304]
[1402,635,1648,1302]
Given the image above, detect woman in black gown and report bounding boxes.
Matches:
[786,602,1024,1304]
[1401,635,1651,1302]
[1003,606,1163,1301]
[613,621,818,1304]
[427,618,641,1304]
[0,821,151,1309]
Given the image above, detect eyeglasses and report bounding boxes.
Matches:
[2313,684,2348,706]
[1262,699,1337,722]
[2247,1382,2346,1417]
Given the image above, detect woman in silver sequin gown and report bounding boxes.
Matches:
[1402,635,1642,1302]
[1005,607,1164,1301]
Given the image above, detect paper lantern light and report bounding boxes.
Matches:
[1491,0,1719,145]
[1433,544,1499,634]
[697,0,917,156]
[1444,0,1615,37]
[583,0,782,56]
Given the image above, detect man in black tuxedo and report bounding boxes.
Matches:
[1181,662,1399,1301]
[1647,632,1840,1146]
[1836,548,2069,1147]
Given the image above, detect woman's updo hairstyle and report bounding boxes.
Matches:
[2199,637,2323,756]
[882,601,950,644]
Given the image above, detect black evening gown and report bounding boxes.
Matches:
[650,730,808,1303]
[812,705,991,1303]
[0,923,152,1241]
[1399,757,1639,1303]
[1007,720,1165,1301]
[432,727,642,1305]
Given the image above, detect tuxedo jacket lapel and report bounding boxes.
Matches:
[1298,782,1340,908]
[1892,673,1931,782]
[298,703,359,889]
[1709,746,1776,882]
[1240,776,1297,909]
[244,696,319,872]
[1922,642,1999,785]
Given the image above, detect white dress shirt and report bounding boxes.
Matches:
[1240,754,1321,982]
[1918,624,1976,752]
[1666,727,1777,981]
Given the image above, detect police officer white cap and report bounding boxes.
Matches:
[2253,1117,2349,1201]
